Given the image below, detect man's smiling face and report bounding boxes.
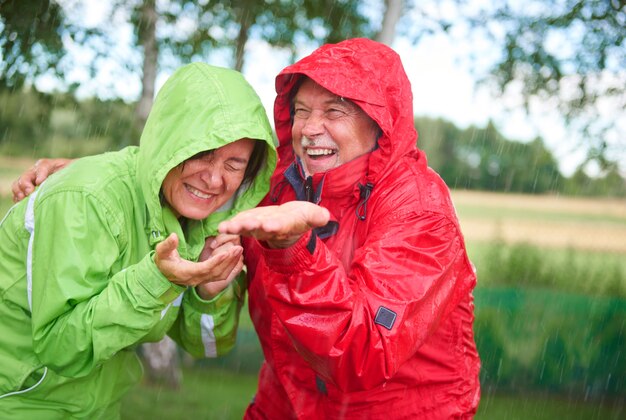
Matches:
[291,78,379,176]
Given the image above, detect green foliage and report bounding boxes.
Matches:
[121,366,257,419]
[128,0,374,76]
[474,241,626,299]
[563,165,626,198]
[474,287,626,400]
[475,0,625,169]
[0,88,136,158]
[485,0,624,114]
[120,359,625,419]
[0,88,52,154]
[416,116,626,197]
[0,0,66,88]
[417,117,565,194]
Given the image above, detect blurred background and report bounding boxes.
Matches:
[1,1,624,419]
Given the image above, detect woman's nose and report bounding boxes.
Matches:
[200,168,223,189]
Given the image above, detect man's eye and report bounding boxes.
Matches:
[293,108,310,118]
[326,109,346,119]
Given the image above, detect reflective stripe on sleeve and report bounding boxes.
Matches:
[24,190,40,312]
[200,314,217,357]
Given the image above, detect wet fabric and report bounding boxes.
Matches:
[244,38,480,419]
[0,63,277,417]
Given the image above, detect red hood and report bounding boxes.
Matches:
[273,38,419,184]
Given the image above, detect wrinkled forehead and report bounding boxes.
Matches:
[291,76,361,111]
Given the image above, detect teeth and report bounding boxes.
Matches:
[186,185,211,199]
[307,149,335,156]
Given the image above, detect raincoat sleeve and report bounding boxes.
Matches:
[255,201,476,391]
[29,191,184,378]
[168,272,247,358]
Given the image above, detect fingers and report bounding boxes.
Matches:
[34,159,51,185]
[199,234,242,262]
[155,233,179,261]
[182,245,242,287]
[218,202,331,239]
[303,203,331,227]
[11,169,37,203]
[211,233,241,249]
[227,256,245,282]
[208,246,243,277]
[157,234,243,287]
[195,252,244,300]
[11,158,73,203]
[218,219,259,236]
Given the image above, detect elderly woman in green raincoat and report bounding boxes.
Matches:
[0,63,277,417]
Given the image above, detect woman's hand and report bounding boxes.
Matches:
[154,233,244,300]
[195,234,244,299]
[12,158,74,202]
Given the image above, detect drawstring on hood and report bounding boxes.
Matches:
[356,182,374,221]
[270,179,289,203]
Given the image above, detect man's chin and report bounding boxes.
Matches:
[303,158,338,176]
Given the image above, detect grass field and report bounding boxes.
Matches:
[452,189,626,254]
[120,367,624,419]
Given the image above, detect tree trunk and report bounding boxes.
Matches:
[234,2,253,72]
[135,0,181,390]
[141,335,182,389]
[135,0,158,135]
[376,0,403,46]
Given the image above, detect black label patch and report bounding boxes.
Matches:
[375,306,397,330]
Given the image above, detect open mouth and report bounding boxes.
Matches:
[185,184,212,199]
[306,148,336,159]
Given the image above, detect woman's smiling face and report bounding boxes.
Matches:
[161,138,255,220]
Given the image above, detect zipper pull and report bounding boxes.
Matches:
[305,176,314,202]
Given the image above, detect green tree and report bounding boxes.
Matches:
[378,0,625,172]
[0,0,66,89]
[416,116,566,194]
[470,0,625,171]
[104,0,374,132]
[0,88,52,154]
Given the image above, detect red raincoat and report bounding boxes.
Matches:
[243,38,480,419]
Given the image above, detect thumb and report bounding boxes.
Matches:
[306,205,331,228]
[156,233,179,260]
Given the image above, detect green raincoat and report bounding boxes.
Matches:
[0,63,277,418]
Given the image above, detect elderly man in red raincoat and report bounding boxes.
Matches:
[13,38,481,419]
[220,38,481,419]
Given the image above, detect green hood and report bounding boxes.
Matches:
[137,63,277,246]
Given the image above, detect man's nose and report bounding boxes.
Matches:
[301,112,324,137]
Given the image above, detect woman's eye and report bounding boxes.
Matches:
[226,164,245,172]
